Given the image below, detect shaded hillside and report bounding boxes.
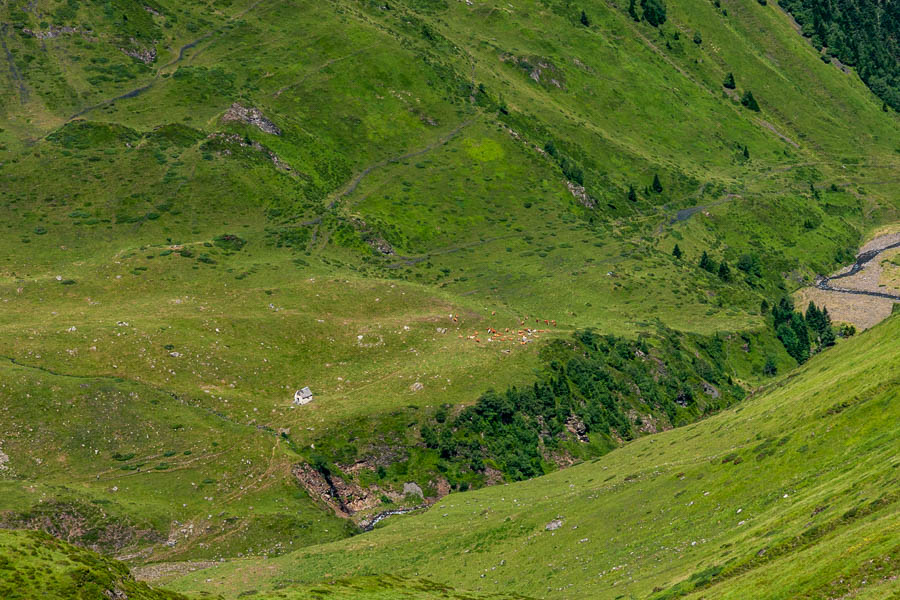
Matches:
[780,0,900,109]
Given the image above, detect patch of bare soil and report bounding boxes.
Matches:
[794,287,893,330]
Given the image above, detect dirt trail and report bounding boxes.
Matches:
[327,119,473,209]
[66,0,266,121]
[1,24,29,103]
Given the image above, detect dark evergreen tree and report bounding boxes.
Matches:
[544,140,558,158]
[693,31,702,44]
[805,301,822,331]
[723,72,736,89]
[628,184,637,202]
[772,296,795,326]
[718,260,731,282]
[580,10,590,26]
[743,145,750,159]
[651,173,663,193]
[820,308,836,347]
[672,244,683,259]
[763,356,777,376]
[640,0,667,27]
[699,251,716,273]
[789,312,811,362]
[741,90,760,111]
[628,0,639,21]
[760,299,769,314]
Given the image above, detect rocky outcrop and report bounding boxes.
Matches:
[291,463,381,517]
[567,181,595,209]
[222,103,281,135]
[565,415,590,442]
[22,25,77,39]
[205,133,295,174]
[121,39,157,64]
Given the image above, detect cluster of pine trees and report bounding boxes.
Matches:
[420,328,742,482]
[779,0,900,110]
[769,297,835,363]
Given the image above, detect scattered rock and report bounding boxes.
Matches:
[701,382,720,398]
[0,445,9,471]
[567,181,595,209]
[120,39,157,64]
[545,518,563,531]
[410,381,424,392]
[22,25,77,39]
[564,415,589,442]
[402,482,424,498]
[222,103,281,135]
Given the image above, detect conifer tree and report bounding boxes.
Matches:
[627,184,637,202]
[699,251,716,273]
[651,173,663,193]
[641,0,667,26]
[581,10,590,26]
[718,260,731,281]
[741,90,760,111]
[723,72,736,89]
[672,244,683,259]
[628,0,639,21]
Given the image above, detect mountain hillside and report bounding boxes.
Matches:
[169,312,900,599]
[1,0,899,595]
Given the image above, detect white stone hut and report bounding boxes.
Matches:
[293,387,313,405]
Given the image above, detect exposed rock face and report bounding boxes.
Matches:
[0,501,162,553]
[545,518,563,531]
[121,40,157,64]
[565,415,589,442]
[349,217,394,255]
[702,381,720,398]
[205,133,295,174]
[500,54,566,89]
[23,25,77,39]
[567,181,595,209]
[291,463,380,517]
[222,103,281,135]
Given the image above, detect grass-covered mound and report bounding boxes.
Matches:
[0,529,185,600]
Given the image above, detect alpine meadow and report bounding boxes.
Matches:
[0,0,898,598]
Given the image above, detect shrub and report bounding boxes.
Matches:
[641,0,667,26]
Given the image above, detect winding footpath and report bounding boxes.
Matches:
[67,0,267,121]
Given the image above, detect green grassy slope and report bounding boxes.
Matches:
[0,529,187,600]
[1,0,899,570]
[169,313,900,599]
